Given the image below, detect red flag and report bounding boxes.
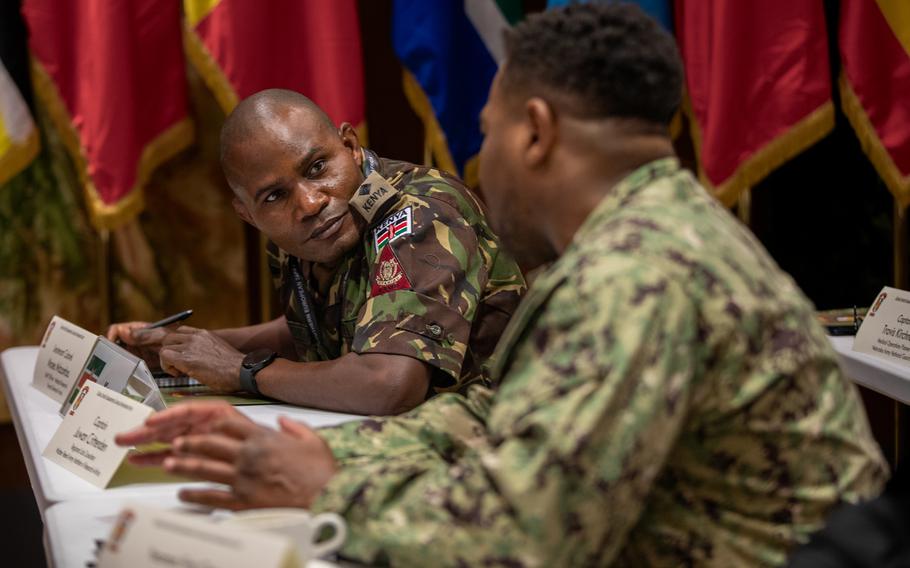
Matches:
[839,0,910,206]
[674,1,834,206]
[22,1,193,229]
[184,0,366,132]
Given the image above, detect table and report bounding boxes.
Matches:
[1,345,365,566]
[828,336,910,405]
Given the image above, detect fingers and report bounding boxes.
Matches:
[178,488,245,510]
[160,326,203,346]
[105,322,149,343]
[174,433,243,463]
[158,348,184,377]
[212,417,262,440]
[278,416,315,439]
[163,455,236,485]
[115,402,239,447]
[128,328,168,348]
[115,424,167,446]
[126,448,173,467]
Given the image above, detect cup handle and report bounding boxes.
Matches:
[309,512,347,558]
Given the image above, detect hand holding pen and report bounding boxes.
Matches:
[106,310,193,347]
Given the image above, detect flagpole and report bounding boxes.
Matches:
[895,198,907,290]
[98,229,111,330]
[894,197,908,468]
[736,187,752,227]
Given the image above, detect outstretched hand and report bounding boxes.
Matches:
[169,416,338,510]
[115,401,250,467]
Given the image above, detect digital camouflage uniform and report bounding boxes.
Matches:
[311,158,888,566]
[267,150,525,393]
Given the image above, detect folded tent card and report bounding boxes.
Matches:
[32,316,168,489]
[31,315,166,414]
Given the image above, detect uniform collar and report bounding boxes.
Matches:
[570,156,680,248]
[488,156,680,383]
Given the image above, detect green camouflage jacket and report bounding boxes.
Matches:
[311,158,888,566]
[267,152,525,393]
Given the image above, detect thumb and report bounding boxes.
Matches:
[278,416,312,439]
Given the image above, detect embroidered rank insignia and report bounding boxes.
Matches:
[371,244,412,296]
[372,207,412,253]
[349,171,400,224]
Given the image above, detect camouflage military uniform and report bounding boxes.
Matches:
[311,158,888,566]
[267,150,525,393]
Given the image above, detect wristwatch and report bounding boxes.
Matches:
[239,348,278,396]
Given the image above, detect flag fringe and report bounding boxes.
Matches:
[184,24,239,114]
[0,127,39,186]
[839,72,910,208]
[683,94,834,207]
[30,58,193,230]
[402,70,478,186]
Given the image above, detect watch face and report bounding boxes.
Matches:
[243,348,276,369]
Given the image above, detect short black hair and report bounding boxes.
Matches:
[502,2,682,125]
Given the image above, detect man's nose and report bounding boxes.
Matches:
[293,183,329,221]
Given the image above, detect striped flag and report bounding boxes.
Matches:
[393,0,523,186]
[22,0,193,229]
[839,0,910,206]
[184,0,366,133]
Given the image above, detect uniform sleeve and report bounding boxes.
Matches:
[312,263,699,566]
[351,196,488,390]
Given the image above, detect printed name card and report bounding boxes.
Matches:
[32,315,97,403]
[42,382,153,488]
[855,286,910,367]
[98,504,299,568]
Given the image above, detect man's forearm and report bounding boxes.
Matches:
[214,316,295,359]
[254,352,430,415]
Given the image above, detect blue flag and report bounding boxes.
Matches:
[392,1,521,186]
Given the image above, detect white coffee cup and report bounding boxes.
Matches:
[219,508,346,562]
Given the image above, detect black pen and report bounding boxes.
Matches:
[145,309,193,329]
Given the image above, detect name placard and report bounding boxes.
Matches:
[42,382,153,488]
[59,336,142,416]
[98,504,298,568]
[32,316,97,403]
[854,286,910,367]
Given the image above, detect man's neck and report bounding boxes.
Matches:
[547,139,675,255]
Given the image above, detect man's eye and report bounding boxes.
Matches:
[264,189,284,203]
[308,159,326,177]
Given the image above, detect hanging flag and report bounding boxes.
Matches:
[839,0,910,207]
[393,0,523,187]
[184,0,366,134]
[675,1,834,206]
[22,0,193,229]
[0,1,38,186]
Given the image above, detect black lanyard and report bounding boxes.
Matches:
[288,256,355,359]
[288,257,328,359]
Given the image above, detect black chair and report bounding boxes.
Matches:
[788,469,910,568]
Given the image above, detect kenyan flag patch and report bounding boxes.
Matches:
[373,207,412,253]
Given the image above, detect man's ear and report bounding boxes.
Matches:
[524,97,556,168]
[338,122,363,169]
[232,196,256,228]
